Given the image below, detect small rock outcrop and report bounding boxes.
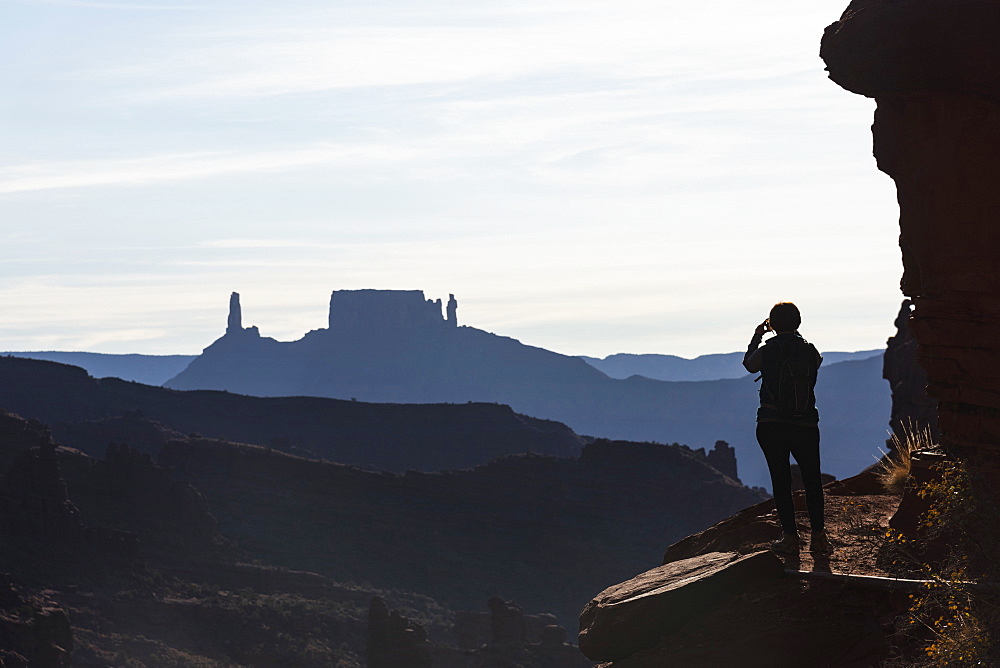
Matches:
[487,596,527,644]
[0,574,72,667]
[539,624,568,645]
[454,607,559,649]
[95,442,219,544]
[706,440,738,481]
[369,596,587,667]
[0,412,143,558]
[0,443,82,541]
[578,550,784,662]
[883,299,938,446]
[822,0,1000,478]
[0,410,53,456]
[52,411,186,459]
[451,598,588,667]
[365,596,432,668]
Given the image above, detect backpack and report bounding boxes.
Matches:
[761,337,818,417]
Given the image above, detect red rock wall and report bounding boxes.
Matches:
[883,300,938,445]
[822,0,1000,475]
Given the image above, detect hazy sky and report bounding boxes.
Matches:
[2,0,901,358]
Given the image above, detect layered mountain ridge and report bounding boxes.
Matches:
[0,375,764,664]
[160,290,890,487]
[0,355,584,472]
[580,349,882,382]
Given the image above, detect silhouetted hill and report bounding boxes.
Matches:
[3,351,195,385]
[158,435,765,628]
[163,291,890,487]
[0,355,583,472]
[580,349,883,381]
[0,400,764,663]
[592,355,890,486]
[0,409,456,666]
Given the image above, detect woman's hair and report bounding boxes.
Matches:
[769,302,801,332]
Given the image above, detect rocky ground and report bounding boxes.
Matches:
[585,470,926,667]
[664,479,901,577]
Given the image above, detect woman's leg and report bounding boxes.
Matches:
[757,422,796,534]
[789,425,824,531]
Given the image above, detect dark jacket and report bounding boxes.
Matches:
[743,332,822,425]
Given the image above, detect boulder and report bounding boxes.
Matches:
[578,550,783,662]
[661,502,777,564]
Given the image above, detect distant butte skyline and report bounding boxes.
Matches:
[175,289,890,357]
[1,287,893,359]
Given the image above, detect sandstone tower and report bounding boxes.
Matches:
[822,0,1000,478]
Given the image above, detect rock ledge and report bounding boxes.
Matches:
[578,550,783,662]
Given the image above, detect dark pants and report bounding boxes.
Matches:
[756,422,824,534]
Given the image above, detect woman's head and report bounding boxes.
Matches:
[769,302,801,332]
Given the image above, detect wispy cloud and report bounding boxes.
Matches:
[15,0,208,10]
[197,239,322,249]
[0,73,862,196]
[76,0,822,101]
[0,143,417,193]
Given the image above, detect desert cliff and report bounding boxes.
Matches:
[822,0,1000,477]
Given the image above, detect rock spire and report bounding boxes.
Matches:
[706,440,739,482]
[227,292,242,334]
[447,294,458,327]
[882,300,938,448]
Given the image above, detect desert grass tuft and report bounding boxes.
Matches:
[878,422,936,494]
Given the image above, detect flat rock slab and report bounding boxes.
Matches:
[579,550,783,662]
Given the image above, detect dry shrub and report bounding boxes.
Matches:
[878,423,936,494]
[884,458,1000,666]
